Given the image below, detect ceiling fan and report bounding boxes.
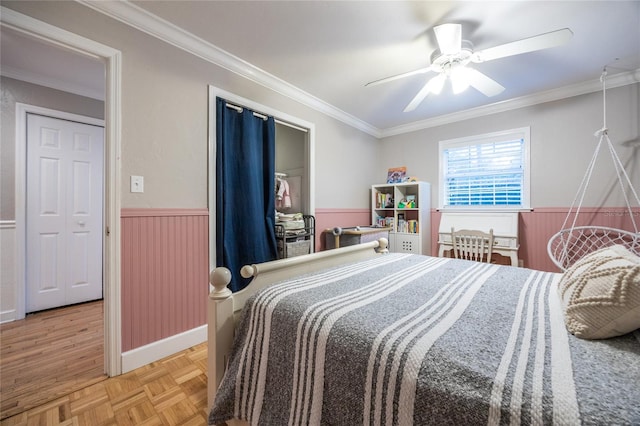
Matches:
[366,24,573,112]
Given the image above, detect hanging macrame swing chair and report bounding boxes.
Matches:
[547,68,640,271]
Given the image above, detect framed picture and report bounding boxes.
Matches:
[386,166,406,183]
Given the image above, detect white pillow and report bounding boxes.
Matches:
[557,244,640,339]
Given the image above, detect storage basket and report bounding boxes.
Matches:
[286,240,311,257]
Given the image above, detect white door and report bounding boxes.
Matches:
[26,113,104,313]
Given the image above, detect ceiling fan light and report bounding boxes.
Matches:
[427,73,446,95]
[451,76,470,94]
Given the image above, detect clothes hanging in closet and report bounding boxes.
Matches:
[276,178,292,209]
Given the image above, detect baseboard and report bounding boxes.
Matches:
[1,223,17,323]
[121,324,207,373]
[0,309,16,324]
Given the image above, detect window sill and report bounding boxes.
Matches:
[436,207,533,213]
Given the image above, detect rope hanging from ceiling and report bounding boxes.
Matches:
[547,67,640,271]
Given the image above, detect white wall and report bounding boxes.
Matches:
[378,84,640,209]
[276,123,305,173]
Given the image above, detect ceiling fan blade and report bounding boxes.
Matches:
[471,28,573,63]
[404,74,446,112]
[465,68,505,97]
[434,23,462,55]
[365,66,433,87]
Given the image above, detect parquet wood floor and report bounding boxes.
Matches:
[0,301,106,420]
[0,342,209,425]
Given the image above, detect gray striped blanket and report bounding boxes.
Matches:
[209,253,640,425]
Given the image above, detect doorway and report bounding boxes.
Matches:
[275,122,308,215]
[26,113,104,313]
[2,6,123,377]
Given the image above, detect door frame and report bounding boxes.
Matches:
[207,86,316,270]
[3,7,123,376]
[22,108,105,312]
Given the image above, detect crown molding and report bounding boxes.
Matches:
[381,69,640,138]
[77,0,381,138]
[74,1,640,140]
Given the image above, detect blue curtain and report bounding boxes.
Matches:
[216,97,277,292]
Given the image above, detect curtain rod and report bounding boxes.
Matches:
[225,102,308,133]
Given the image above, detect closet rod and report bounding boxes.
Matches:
[225,102,309,133]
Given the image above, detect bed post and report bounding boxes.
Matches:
[207,267,234,410]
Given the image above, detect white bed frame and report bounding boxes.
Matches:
[206,238,388,413]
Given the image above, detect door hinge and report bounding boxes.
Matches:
[106,226,110,236]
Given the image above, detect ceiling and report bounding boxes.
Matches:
[2,1,639,135]
[0,25,106,101]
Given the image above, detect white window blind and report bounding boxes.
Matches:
[439,127,530,209]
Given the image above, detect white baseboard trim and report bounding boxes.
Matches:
[0,310,17,324]
[121,324,207,373]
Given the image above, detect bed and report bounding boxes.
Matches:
[207,238,640,425]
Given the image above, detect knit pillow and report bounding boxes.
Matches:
[557,244,640,339]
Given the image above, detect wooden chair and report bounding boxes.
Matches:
[451,228,494,263]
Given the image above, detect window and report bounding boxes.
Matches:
[439,127,530,210]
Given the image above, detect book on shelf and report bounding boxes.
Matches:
[385,216,394,228]
[397,219,419,233]
[376,192,394,208]
[375,215,395,229]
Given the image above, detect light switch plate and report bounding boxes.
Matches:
[130,175,144,193]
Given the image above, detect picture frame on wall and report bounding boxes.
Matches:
[387,166,406,183]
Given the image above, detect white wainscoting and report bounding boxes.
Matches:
[1,221,17,323]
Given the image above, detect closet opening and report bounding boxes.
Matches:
[274,122,314,259]
[207,86,315,273]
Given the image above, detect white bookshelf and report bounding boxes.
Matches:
[371,182,431,255]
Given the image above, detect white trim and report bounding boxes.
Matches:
[77,0,379,138]
[76,1,639,139]
[0,222,17,323]
[208,86,316,271]
[381,70,640,137]
[15,104,104,320]
[2,6,123,376]
[0,310,17,324]
[121,324,208,373]
[436,208,533,213]
[17,104,104,125]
